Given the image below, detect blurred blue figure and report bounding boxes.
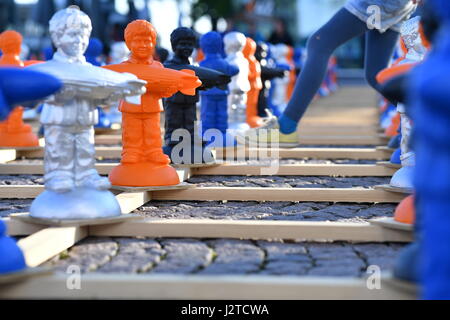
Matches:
[84,37,104,66]
[199,31,239,147]
[0,67,61,274]
[410,0,450,299]
[84,38,112,129]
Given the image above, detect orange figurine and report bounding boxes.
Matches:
[103,20,201,187]
[243,37,263,128]
[286,46,296,100]
[0,30,39,148]
[394,195,415,225]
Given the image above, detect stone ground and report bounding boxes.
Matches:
[42,237,404,277]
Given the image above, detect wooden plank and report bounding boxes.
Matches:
[16,146,123,159]
[115,191,152,214]
[96,134,386,146]
[0,185,44,198]
[0,149,17,163]
[193,164,396,177]
[151,187,406,203]
[90,219,413,243]
[298,126,380,136]
[216,147,390,160]
[4,217,46,236]
[17,226,88,267]
[0,185,406,202]
[0,163,397,177]
[0,273,415,300]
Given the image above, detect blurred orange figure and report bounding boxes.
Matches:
[243,37,263,128]
[394,195,415,225]
[103,20,201,187]
[286,46,296,100]
[0,30,39,147]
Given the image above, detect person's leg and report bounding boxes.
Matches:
[280,8,368,134]
[364,28,400,93]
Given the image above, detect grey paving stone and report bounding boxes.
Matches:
[200,239,264,274]
[150,239,213,274]
[0,199,32,217]
[259,261,311,275]
[99,238,164,273]
[44,237,118,273]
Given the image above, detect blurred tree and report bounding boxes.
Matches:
[191,0,237,30]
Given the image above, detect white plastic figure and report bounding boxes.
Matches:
[271,43,290,113]
[28,6,145,219]
[224,31,250,132]
[390,16,427,189]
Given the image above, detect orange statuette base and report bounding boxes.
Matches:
[0,131,39,147]
[394,195,415,225]
[247,116,264,128]
[109,162,180,187]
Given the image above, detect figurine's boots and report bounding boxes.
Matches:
[246,88,263,128]
[394,195,415,225]
[110,112,179,187]
[0,107,39,147]
[390,110,415,189]
[0,220,26,274]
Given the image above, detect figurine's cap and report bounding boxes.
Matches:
[49,5,92,37]
[170,27,196,51]
[223,32,247,53]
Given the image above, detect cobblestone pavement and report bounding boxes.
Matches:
[42,237,404,277]
[134,201,395,222]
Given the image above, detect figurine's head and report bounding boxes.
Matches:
[170,27,196,60]
[242,37,256,58]
[200,31,223,55]
[0,30,22,55]
[49,6,92,58]
[125,20,157,60]
[255,42,269,61]
[110,41,130,64]
[223,32,247,56]
[85,37,103,58]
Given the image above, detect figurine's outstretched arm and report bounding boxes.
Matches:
[103,64,201,97]
[0,68,62,120]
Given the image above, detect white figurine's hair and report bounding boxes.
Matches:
[49,5,92,41]
[400,16,421,36]
[223,32,247,54]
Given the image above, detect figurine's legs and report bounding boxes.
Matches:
[184,104,197,141]
[142,112,170,164]
[121,112,144,163]
[74,126,110,190]
[216,96,229,135]
[164,102,186,147]
[44,125,76,193]
[201,96,217,136]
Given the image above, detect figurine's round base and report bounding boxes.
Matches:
[247,116,263,128]
[30,188,121,220]
[228,122,250,134]
[390,166,414,190]
[0,131,39,148]
[109,162,180,187]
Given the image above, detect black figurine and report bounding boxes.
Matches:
[255,42,288,117]
[163,27,231,165]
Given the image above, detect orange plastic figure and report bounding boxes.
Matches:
[0,30,39,148]
[103,20,201,187]
[286,46,296,100]
[243,37,263,128]
[394,195,415,225]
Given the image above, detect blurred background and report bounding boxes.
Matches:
[0,0,364,73]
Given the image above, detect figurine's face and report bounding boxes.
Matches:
[129,34,155,60]
[58,27,90,57]
[174,39,195,60]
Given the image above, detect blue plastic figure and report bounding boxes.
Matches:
[199,31,239,147]
[0,67,61,274]
[84,38,114,130]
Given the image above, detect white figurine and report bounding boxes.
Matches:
[271,43,290,113]
[390,16,427,190]
[223,31,250,132]
[28,6,145,219]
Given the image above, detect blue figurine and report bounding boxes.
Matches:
[199,31,239,147]
[84,38,112,129]
[0,67,62,274]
